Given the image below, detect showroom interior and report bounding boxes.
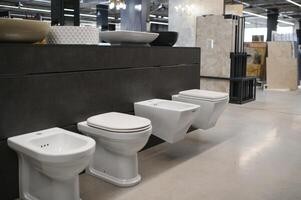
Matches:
[1,0,301,200]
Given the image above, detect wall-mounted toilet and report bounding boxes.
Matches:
[8,128,96,200]
[134,99,200,143]
[172,89,229,130]
[77,112,152,187]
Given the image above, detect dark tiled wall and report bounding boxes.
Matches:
[0,45,200,199]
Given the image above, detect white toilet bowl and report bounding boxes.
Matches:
[172,89,229,130]
[7,128,96,200]
[77,112,152,187]
[134,99,200,143]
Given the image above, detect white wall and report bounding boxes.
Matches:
[169,0,224,47]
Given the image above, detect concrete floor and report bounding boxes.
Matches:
[80,89,301,200]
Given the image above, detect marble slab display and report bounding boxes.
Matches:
[168,0,224,47]
[266,57,298,90]
[266,42,298,90]
[200,78,230,93]
[196,15,237,78]
[225,4,243,16]
[196,15,240,93]
[267,41,295,58]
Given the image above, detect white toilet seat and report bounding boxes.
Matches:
[82,112,152,140]
[87,112,151,132]
[179,89,228,102]
[80,121,152,140]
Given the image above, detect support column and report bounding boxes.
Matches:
[73,0,80,26]
[51,0,80,26]
[267,8,279,41]
[120,0,150,31]
[51,0,64,26]
[96,4,109,31]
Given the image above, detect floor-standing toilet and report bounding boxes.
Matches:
[8,128,96,200]
[172,89,229,130]
[77,112,152,187]
[134,99,200,143]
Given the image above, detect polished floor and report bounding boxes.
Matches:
[80,89,301,200]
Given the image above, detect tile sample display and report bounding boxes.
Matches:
[196,15,235,78]
[200,78,230,93]
[225,4,243,16]
[168,0,224,47]
[266,42,298,90]
[267,42,295,58]
[196,15,238,93]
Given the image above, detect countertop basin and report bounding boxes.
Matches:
[0,18,50,43]
[100,31,159,45]
[150,31,178,47]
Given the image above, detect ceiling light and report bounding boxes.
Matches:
[109,2,115,9]
[134,4,142,11]
[243,11,267,19]
[80,13,96,18]
[64,8,74,12]
[286,0,301,7]
[150,21,168,25]
[33,0,50,3]
[109,0,126,10]
[277,19,295,26]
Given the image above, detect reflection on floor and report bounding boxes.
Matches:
[80,89,301,200]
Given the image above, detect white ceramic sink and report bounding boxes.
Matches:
[8,127,95,200]
[0,18,50,43]
[8,127,95,163]
[99,31,159,45]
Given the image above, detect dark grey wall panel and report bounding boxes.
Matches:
[0,64,199,140]
[0,45,200,75]
[0,141,19,200]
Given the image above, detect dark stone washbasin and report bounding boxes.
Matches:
[150,31,178,47]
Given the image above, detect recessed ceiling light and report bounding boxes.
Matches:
[286,0,301,7]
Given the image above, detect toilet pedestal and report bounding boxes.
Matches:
[77,112,151,188]
[87,139,141,187]
[19,155,80,200]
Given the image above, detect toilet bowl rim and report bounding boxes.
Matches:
[87,122,152,133]
[135,98,200,112]
[7,127,96,164]
[175,94,229,102]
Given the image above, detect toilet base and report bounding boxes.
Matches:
[87,139,141,187]
[87,167,141,187]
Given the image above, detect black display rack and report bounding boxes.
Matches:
[229,15,256,104]
[229,77,256,104]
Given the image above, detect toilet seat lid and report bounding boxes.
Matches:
[179,89,228,101]
[87,112,151,133]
